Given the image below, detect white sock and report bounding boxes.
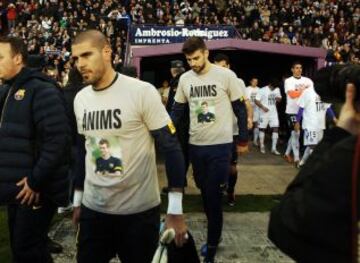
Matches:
[253,127,259,143]
[292,131,300,161]
[285,132,293,155]
[300,146,313,165]
[272,132,279,152]
[259,131,265,148]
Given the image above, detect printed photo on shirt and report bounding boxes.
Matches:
[88,136,124,177]
[194,100,216,124]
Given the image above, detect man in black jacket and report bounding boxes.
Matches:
[268,65,360,263]
[0,36,70,262]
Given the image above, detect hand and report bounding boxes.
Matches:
[237,143,249,155]
[16,177,40,206]
[262,106,269,113]
[337,83,360,135]
[294,122,301,132]
[72,206,81,226]
[165,214,187,247]
[247,118,253,130]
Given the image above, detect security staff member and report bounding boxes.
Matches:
[0,36,70,262]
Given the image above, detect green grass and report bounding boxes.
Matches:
[0,207,11,263]
[0,194,281,261]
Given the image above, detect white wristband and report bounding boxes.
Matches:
[73,190,83,207]
[167,192,183,215]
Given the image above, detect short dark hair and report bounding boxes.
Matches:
[0,36,28,63]
[214,53,230,65]
[201,101,208,106]
[72,30,110,50]
[182,37,207,55]
[291,61,302,68]
[268,78,279,87]
[99,139,110,147]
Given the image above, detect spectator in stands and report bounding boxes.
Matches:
[0,36,70,263]
[6,3,16,30]
[1,0,360,81]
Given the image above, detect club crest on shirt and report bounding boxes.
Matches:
[14,89,25,101]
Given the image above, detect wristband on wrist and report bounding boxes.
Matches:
[73,190,83,207]
[167,191,183,215]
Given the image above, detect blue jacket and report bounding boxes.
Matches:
[0,67,71,206]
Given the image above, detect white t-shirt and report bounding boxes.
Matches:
[256,86,282,116]
[297,88,331,130]
[175,64,243,145]
[284,76,314,114]
[245,86,260,108]
[74,74,170,215]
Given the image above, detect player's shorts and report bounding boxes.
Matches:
[253,107,259,123]
[303,129,324,146]
[286,114,298,130]
[231,136,238,165]
[258,113,279,129]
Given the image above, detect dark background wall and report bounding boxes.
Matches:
[140,50,317,88]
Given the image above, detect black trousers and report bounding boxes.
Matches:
[0,182,19,205]
[1,182,56,263]
[189,143,231,246]
[7,201,56,263]
[227,138,239,194]
[77,205,160,263]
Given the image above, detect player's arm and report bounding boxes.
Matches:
[287,89,303,99]
[170,76,188,125]
[275,90,282,103]
[150,125,187,247]
[171,101,188,125]
[150,126,185,191]
[285,78,303,99]
[143,83,187,246]
[326,107,338,124]
[255,99,269,112]
[239,80,253,128]
[228,74,249,144]
[245,99,253,129]
[232,98,249,144]
[72,134,86,225]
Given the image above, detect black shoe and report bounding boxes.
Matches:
[47,236,63,254]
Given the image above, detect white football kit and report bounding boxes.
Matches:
[256,86,282,129]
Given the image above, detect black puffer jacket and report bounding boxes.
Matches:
[0,67,71,206]
[268,127,357,263]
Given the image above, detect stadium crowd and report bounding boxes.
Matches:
[0,0,359,87]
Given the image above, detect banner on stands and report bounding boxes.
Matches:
[129,25,237,45]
